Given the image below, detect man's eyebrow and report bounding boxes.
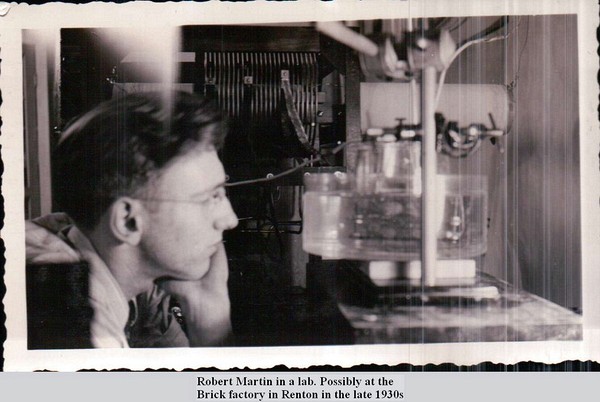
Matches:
[191,181,226,197]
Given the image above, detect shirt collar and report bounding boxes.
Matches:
[66,225,132,338]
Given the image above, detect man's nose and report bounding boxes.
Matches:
[214,198,239,231]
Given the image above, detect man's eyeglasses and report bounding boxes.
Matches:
[134,187,228,209]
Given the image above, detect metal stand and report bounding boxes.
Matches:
[421,66,438,287]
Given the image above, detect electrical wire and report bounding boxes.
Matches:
[449,18,468,33]
[459,16,509,45]
[266,193,285,257]
[442,133,482,158]
[434,17,519,110]
[224,140,357,187]
[508,16,530,91]
[224,156,321,187]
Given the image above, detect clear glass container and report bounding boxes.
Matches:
[302,173,487,261]
[302,172,355,259]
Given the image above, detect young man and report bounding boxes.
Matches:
[26,91,239,348]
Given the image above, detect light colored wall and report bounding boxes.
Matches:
[505,15,581,310]
[421,15,581,309]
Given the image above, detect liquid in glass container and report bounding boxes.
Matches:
[303,173,487,261]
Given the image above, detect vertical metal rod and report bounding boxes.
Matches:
[421,66,438,287]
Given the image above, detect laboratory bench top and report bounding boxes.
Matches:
[27,259,582,348]
[229,259,582,346]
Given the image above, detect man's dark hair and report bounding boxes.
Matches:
[53,91,227,231]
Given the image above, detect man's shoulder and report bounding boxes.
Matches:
[26,213,81,264]
[25,213,93,349]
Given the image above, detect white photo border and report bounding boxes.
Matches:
[1,0,599,371]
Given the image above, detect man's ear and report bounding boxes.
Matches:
[108,197,145,246]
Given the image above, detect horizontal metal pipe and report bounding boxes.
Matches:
[316,21,379,57]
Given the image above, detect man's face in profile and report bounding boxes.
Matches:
[137,145,238,281]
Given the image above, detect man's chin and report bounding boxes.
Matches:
[155,253,214,282]
[207,242,222,255]
[191,258,212,280]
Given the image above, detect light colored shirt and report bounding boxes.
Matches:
[27,213,190,348]
[67,226,131,348]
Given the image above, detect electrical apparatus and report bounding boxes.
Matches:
[303,19,514,330]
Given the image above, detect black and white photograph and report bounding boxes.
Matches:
[1,0,599,371]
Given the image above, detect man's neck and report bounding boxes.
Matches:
[86,229,155,301]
